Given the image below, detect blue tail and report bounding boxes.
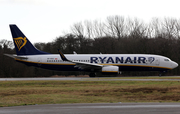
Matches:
[10,24,49,55]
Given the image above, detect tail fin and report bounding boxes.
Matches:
[9,24,49,55]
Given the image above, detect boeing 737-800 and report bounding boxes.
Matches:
[4,25,178,77]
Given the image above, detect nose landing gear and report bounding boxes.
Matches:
[159,71,167,77]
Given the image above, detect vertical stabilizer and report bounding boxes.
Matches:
[10,24,49,55]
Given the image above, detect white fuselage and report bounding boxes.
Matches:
[15,54,178,72]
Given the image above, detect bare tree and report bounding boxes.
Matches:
[162,18,178,39]
[175,19,180,39]
[71,22,84,37]
[84,20,93,38]
[92,20,106,38]
[126,17,147,38]
[104,15,126,39]
[150,18,164,38]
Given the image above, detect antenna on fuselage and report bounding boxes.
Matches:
[73,51,77,54]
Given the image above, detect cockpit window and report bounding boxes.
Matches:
[164,59,169,61]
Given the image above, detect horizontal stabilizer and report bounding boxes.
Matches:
[4,54,28,59]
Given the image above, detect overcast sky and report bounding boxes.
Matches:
[1,0,180,43]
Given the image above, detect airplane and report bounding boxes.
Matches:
[4,24,178,77]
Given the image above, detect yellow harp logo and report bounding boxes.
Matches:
[13,37,27,51]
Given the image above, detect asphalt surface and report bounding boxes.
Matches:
[0,77,81,81]
[1,77,180,81]
[0,103,180,114]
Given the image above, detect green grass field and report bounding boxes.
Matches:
[1,79,180,107]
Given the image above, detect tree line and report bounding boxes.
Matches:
[0,16,180,77]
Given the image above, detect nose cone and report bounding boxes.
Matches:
[171,61,178,69]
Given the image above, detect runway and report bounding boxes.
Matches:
[1,77,180,81]
[0,103,180,114]
[0,77,81,81]
[1,77,180,113]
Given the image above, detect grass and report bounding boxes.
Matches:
[1,80,180,107]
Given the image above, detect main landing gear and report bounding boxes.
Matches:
[89,72,96,77]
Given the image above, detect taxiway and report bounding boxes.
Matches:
[0,103,180,114]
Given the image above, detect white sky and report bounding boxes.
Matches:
[1,0,180,43]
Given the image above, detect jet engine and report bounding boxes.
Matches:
[101,66,119,75]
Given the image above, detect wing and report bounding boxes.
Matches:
[58,49,103,70]
[72,60,103,69]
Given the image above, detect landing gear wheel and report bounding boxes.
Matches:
[159,71,166,77]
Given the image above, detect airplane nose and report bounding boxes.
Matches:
[171,61,178,69]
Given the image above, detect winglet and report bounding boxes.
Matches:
[57,49,69,61]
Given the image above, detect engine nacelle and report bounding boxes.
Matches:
[101,66,119,75]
